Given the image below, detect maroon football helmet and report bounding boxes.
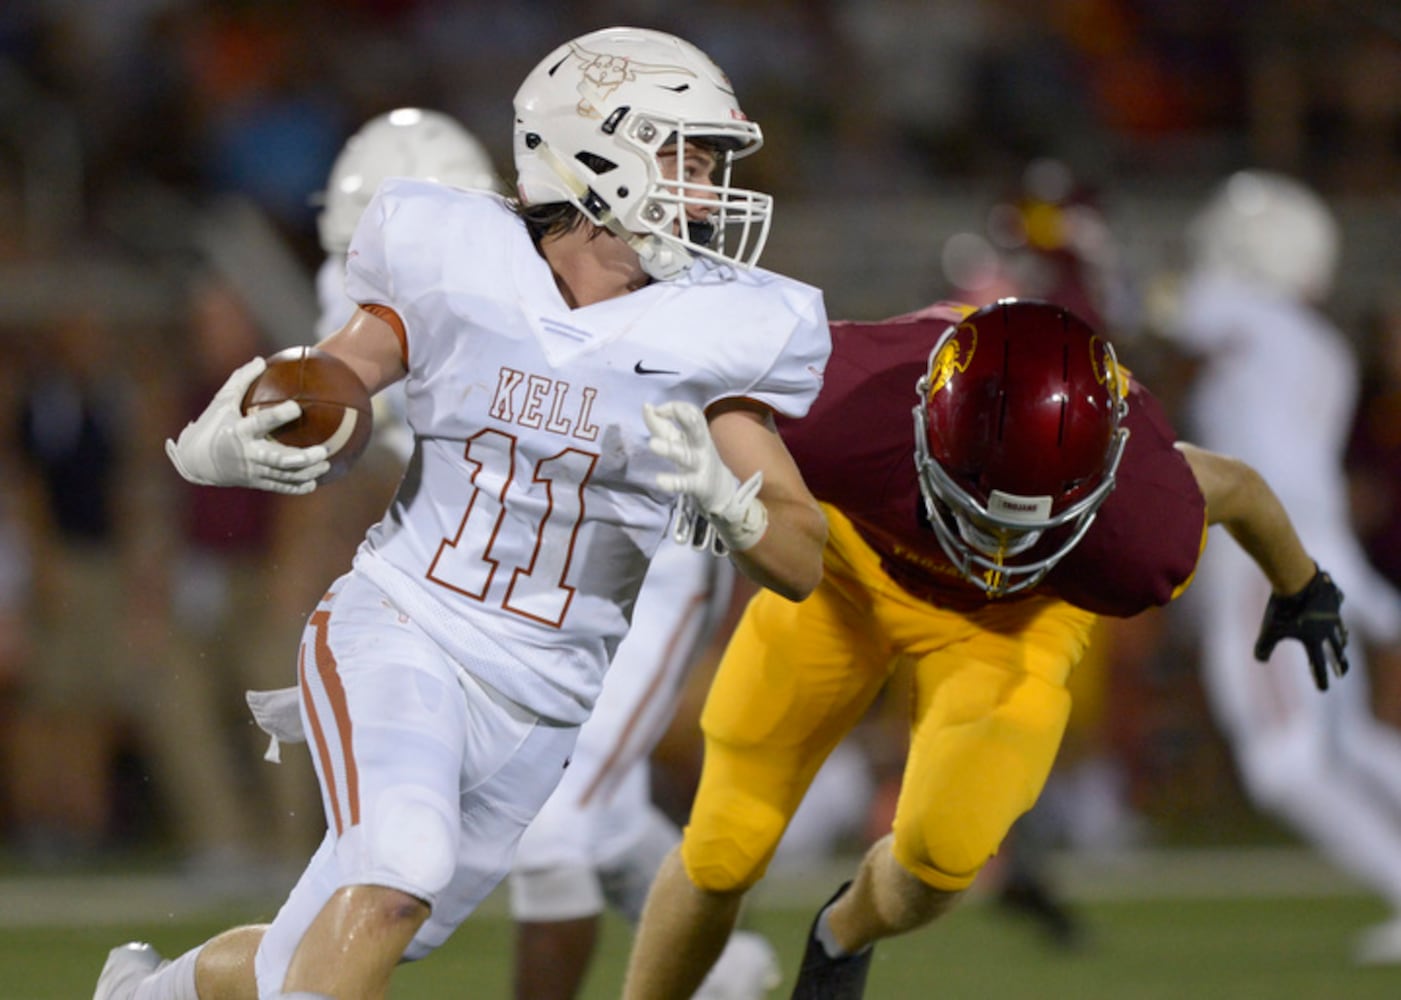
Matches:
[912,298,1129,597]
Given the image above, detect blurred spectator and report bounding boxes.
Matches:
[1346,292,1401,725]
[1166,169,1401,965]
[1346,292,1401,593]
[1242,0,1401,193]
[0,0,1394,213]
[155,272,325,871]
[5,309,151,859]
[812,0,986,192]
[0,362,31,834]
[174,5,348,261]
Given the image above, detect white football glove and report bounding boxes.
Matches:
[165,356,331,495]
[643,401,768,553]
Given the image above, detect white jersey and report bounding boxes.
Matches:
[343,180,829,723]
[315,255,355,341]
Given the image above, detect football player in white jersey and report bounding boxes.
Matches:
[94,26,829,1000]
[1168,170,1401,965]
[312,104,782,999]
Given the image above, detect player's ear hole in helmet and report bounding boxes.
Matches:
[911,297,1130,598]
[515,135,726,251]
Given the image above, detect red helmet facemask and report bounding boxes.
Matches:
[912,298,1129,597]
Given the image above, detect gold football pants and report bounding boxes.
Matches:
[681,507,1096,892]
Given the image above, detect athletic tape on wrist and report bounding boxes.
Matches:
[715,496,768,552]
[712,470,768,552]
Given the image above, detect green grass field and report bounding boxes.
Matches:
[6,849,1401,998]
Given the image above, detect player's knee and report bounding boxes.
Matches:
[198,924,267,996]
[370,787,458,896]
[891,817,988,892]
[680,805,785,894]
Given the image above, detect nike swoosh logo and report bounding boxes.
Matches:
[634,361,680,376]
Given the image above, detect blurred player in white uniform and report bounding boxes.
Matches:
[1168,169,1401,965]
[95,26,829,1000]
[311,107,503,465]
[509,538,782,1000]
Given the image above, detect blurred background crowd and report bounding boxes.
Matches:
[1,0,1400,912]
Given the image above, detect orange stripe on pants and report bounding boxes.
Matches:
[300,607,360,833]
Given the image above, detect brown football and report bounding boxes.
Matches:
[240,346,373,484]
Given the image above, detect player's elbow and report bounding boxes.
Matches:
[769,559,823,603]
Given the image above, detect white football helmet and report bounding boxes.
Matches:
[513,26,771,280]
[316,108,502,254]
[1187,169,1340,302]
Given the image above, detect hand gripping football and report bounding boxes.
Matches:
[240,346,372,484]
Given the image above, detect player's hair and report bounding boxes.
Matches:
[513,200,608,248]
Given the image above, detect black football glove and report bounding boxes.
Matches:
[1253,567,1349,691]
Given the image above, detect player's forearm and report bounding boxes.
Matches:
[1221,491,1317,596]
[1178,443,1316,595]
[727,496,827,602]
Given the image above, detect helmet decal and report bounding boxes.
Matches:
[927,321,977,397]
[563,43,700,119]
[987,490,1053,523]
[1088,334,1127,400]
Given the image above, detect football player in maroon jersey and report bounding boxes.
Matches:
[622,298,1348,999]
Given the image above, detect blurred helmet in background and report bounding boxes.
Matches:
[942,158,1124,331]
[316,108,502,255]
[1187,169,1340,302]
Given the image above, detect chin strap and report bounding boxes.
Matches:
[625,229,692,281]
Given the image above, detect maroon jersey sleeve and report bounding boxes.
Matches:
[780,308,997,612]
[1045,381,1206,616]
[778,313,941,519]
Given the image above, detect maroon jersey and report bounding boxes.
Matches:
[779,307,1206,617]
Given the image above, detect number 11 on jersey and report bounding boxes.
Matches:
[427,428,598,628]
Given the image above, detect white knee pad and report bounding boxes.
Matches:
[370,785,459,899]
[599,806,679,923]
[509,862,605,921]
